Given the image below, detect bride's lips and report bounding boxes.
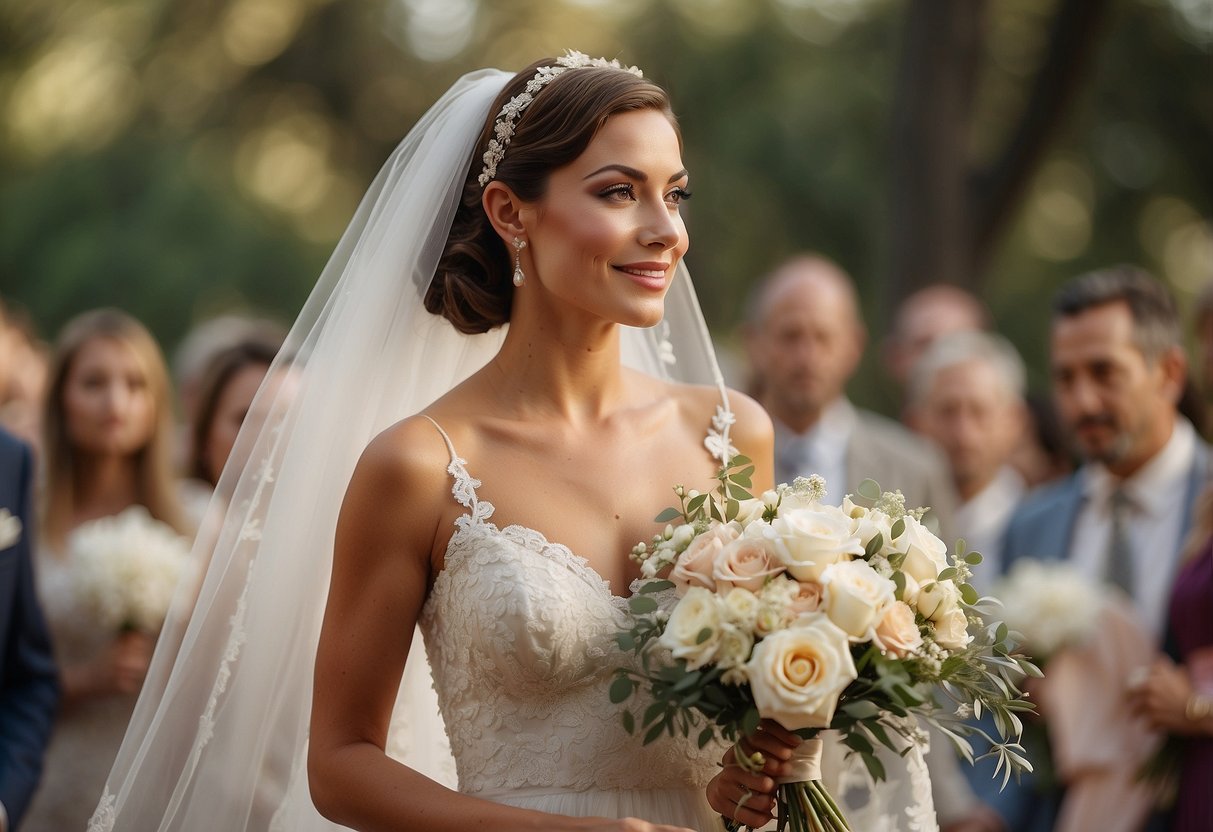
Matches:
[613,261,670,291]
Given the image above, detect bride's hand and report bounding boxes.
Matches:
[581,820,695,832]
[706,719,801,828]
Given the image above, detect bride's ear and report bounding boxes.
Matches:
[482,182,528,246]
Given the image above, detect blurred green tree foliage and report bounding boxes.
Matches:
[0,0,1208,408]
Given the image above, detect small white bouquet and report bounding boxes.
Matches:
[69,506,191,633]
[613,459,1036,832]
[992,558,1104,660]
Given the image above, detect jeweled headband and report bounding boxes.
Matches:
[477,50,644,188]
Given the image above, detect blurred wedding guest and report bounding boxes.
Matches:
[172,315,286,430]
[882,284,991,397]
[971,266,1210,832]
[23,309,192,832]
[744,255,973,825]
[1129,489,1213,832]
[906,331,1028,587]
[0,427,59,831]
[744,254,957,531]
[180,333,283,518]
[0,302,49,454]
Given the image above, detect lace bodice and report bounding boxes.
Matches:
[418,420,724,797]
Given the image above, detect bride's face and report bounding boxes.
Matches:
[520,107,690,329]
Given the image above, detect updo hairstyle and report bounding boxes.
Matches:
[425,58,678,334]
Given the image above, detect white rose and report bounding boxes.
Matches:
[713,537,785,592]
[933,608,973,651]
[898,571,922,606]
[753,508,864,582]
[671,525,739,596]
[733,498,767,527]
[658,587,726,669]
[744,614,857,730]
[873,601,923,658]
[893,514,949,584]
[820,560,896,640]
[916,579,959,622]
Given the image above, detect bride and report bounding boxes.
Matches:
[90,53,800,831]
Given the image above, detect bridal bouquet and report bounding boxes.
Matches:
[612,457,1036,832]
[993,559,1104,661]
[69,506,192,633]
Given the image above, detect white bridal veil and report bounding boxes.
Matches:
[90,67,728,831]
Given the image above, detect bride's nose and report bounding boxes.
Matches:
[637,203,684,251]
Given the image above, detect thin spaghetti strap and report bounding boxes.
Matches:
[421,415,491,522]
[422,414,458,463]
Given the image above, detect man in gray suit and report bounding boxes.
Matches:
[743,254,957,536]
[968,266,1208,832]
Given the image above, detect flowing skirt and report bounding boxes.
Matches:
[491,786,726,830]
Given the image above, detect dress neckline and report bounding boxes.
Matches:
[423,396,733,602]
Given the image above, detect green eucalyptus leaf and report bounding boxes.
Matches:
[742,707,761,737]
[609,676,634,704]
[864,534,883,559]
[687,494,708,513]
[960,583,979,605]
[965,551,984,565]
[629,595,659,615]
[857,479,882,501]
[654,507,682,523]
[890,518,906,540]
[862,751,887,782]
[937,567,958,581]
[643,721,666,745]
[622,710,635,734]
[616,632,635,651]
[698,726,716,749]
[954,538,968,556]
[730,455,753,468]
[644,700,666,726]
[728,482,752,500]
[696,627,714,645]
[640,579,675,594]
[725,499,739,522]
[673,670,702,693]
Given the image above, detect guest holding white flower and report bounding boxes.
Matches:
[23,309,191,832]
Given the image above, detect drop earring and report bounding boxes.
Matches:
[512,237,527,287]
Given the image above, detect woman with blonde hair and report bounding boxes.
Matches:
[25,308,191,831]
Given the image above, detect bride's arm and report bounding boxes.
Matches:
[308,419,689,832]
[724,388,775,493]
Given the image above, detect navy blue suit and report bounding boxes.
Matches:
[0,430,59,829]
[965,442,1209,832]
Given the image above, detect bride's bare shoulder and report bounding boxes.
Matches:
[347,415,457,516]
[663,380,773,447]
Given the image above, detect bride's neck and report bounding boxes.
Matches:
[490,313,625,423]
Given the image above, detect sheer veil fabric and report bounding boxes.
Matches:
[89,68,727,831]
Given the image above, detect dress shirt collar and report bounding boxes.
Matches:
[1081,416,1197,517]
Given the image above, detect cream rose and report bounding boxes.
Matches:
[933,608,973,651]
[658,587,725,669]
[893,515,948,584]
[716,622,755,670]
[841,498,895,551]
[873,601,923,658]
[671,524,738,596]
[713,537,785,592]
[916,579,959,622]
[753,508,864,582]
[819,560,896,639]
[744,614,857,730]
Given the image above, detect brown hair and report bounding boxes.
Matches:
[425,58,678,334]
[42,309,187,550]
[189,335,282,486]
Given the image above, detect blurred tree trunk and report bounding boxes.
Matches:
[886,0,1111,305]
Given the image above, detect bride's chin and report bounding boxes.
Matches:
[618,300,667,330]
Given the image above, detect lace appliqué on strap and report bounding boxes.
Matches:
[86,790,116,832]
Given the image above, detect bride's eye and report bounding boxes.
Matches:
[599,183,636,202]
[665,187,693,207]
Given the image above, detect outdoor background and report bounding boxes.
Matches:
[2,0,1210,411]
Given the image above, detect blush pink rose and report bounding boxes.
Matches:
[712,538,785,592]
[787,580,824,616]
[671,524,739,595]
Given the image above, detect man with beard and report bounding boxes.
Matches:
[971,266,1209,832]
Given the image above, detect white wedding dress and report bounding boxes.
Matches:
[418,417,726,828]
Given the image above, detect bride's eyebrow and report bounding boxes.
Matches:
[583,164,689,183]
